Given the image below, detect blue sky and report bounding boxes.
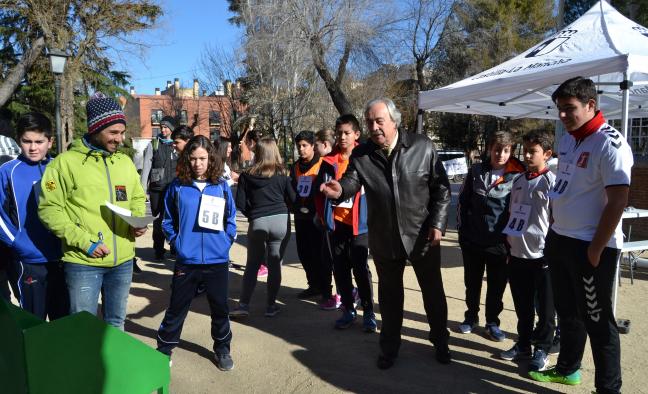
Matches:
[114,0,242,95]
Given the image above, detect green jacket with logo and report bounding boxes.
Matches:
[38,138,146,267]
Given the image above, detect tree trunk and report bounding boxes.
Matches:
[59,70,76,151]
[416,60,430,92]
[309,37,354,116]
[0,36,46,107]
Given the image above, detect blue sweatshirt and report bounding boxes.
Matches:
[162,178,237,264]
[0,155,62,263]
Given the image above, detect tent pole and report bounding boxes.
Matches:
[620,72,631,139]
[613,71,631,317]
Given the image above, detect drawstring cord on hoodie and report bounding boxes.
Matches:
[82,134,116,164]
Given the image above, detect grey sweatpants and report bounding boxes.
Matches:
[239,214,291,306]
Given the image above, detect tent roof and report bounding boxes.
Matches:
[418,1,648,120]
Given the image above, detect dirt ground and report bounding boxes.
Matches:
[123,211,648,394]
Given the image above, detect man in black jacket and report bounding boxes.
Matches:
[141,116,179,260]
[321,98,452,369]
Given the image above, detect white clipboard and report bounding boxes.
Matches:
[105,201,157,228]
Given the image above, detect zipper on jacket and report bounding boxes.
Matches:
[103,156,118,266]
[199,183,212,264]
[198,182,223,264]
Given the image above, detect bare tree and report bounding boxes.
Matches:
[228,0,399,116]
[403,0,454,91]
[0,36,46,107]
[0,0,70,107]
[227,0,321,138]
[0,0,162,149]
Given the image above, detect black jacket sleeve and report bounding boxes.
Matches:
[235,174,248,217]
[428,151,452,233]
[457,165,474,232]
[284,175,297,206]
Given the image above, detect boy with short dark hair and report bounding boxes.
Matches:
[0,112,68,319]
[530,76,632,394]
[290,130,330,303]
[500,130,556,372]
[171,125,194,154]
[141,115,178,261]
[317,114,375,331]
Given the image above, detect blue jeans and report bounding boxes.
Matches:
[65,260,133,330]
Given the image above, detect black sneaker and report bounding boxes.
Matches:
[297,287,320,299]
[154,252,165,262]
[529,349,549,371]
[265,304,281,317]
[215,353,234,371]
[500,343,532,361]
[133,260,142,273]
[377,354,395,370]
[435,342,452,364]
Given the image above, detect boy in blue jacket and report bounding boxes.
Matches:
[156,136,237,371]
[0,112,68,319]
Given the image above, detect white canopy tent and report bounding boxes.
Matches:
[417,1,648,139]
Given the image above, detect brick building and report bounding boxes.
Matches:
[608,119,648,239]
[627,162,648,239]
[124,78,245,169]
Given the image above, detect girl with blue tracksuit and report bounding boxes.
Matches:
[156,135,237,371]
[0,112,68,320]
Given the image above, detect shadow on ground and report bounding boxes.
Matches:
[129,238,560,394]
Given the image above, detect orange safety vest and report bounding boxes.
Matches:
[295,158,323,213]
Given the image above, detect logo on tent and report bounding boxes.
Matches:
[633,26,648,38]
[525,29,577,58]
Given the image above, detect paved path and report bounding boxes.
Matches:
[126,211,646,393]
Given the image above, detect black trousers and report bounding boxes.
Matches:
[330,223,372,312]
[374,244,449,359]
[460,243,508,326]
[0,244,14,302]
[545,230,621,394]
[149,189,167,255]
[157,262,231,356]
[508,256,555,351]
[8,260,69,321]
[294,217,330,296]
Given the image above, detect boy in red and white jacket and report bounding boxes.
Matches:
[529,77,632,394]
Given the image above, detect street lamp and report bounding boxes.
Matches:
[47,48,69,154]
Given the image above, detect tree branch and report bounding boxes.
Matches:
[0,36,45,107]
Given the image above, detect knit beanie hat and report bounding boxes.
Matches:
[160,115,176,132]
[86,92,126,134]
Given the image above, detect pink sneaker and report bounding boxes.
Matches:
[319,294,341,310]
[257,264,268,278]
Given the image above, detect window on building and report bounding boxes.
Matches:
[177,110,188,125]
[631,118,648,155]
[152,127,160,137]
[210,127,220,141]
[209,111,221,126]
[151,109,164,125]
[610,118,648,155]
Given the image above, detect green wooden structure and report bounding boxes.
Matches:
[0,299,170,394]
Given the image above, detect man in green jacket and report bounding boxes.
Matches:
[39,93,147,330]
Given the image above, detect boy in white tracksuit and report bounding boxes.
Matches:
[500,130,556,372]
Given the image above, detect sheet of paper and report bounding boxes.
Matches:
[105,201,157,228]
